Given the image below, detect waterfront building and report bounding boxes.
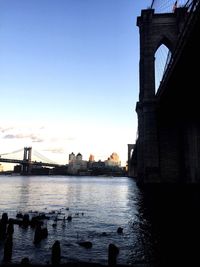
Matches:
[89,160,105,169]
[69,152,76,163]
[68,152,87,175]
[105,152,121,167]
[0,164,3,172]
[76,153,82,161]
[89,154,95,162]
[67,151,124,176]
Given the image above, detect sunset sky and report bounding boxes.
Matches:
[0,0,152,169]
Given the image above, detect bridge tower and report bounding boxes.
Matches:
[22,147,32,175]
[135,8,187,184]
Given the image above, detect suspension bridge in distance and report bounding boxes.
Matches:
[0,147,66,174]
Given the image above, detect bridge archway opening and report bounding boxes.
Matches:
[130,148,133,159]
[155,44,171,92]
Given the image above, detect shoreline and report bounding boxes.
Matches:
[0,264,151,267]
[0,172,128,177]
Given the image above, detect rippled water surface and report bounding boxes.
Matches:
[2,175,199,266]
[0,175,155,265]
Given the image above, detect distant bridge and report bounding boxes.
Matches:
[0,147,65,174]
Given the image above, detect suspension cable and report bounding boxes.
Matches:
[0,148,24,156]
[33,150,57,164]
[151,0,194,13]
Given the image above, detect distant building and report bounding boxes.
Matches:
[68,152,87,175]
[69,152,76,163]
[105,152,121,167]
[0,164,3,172]
[76,153,82,161]
[67,151,124,176]
[89,154,95,162]
[14,165,21,173]
[50,165,68,175]
[89,160,105,169]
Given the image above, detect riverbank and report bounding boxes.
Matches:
[0,264,152,267]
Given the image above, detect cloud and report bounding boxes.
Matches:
[31,135,43,143]
[0,127,13,133]
[66,137,76,141]
[3,134,16,139]
[43,148,65,154]
[49,136,76,142]
[3,133,43,143]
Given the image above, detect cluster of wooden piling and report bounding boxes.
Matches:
[0,212,123,266]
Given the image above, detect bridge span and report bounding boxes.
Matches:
[129,0,200,184]
[0,147,65,174]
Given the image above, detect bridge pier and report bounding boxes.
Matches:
[21,147,32,175]
[184,122,200,182]
[136,100,160,183]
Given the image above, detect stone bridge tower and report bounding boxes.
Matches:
[136,8,187,184]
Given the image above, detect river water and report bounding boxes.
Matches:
[0,175,199,266]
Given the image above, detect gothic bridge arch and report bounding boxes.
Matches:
[134,7,192,184]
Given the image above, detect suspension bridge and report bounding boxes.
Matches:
[128,0,200,183]
[0,147,65,174]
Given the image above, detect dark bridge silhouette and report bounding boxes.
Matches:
[128,0,200,184]
[0,147,65,174]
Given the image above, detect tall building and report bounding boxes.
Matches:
[105,152,121,167]
[69,152,76,163]
[89,154,95,162]
[76,153,82,161]
[68,152,87,175]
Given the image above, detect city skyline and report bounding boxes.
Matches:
[0,146,122,171]
[0,0,151,169]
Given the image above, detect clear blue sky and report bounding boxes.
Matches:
[0,0,151,168]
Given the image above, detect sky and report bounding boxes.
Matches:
[0,0,151,169]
